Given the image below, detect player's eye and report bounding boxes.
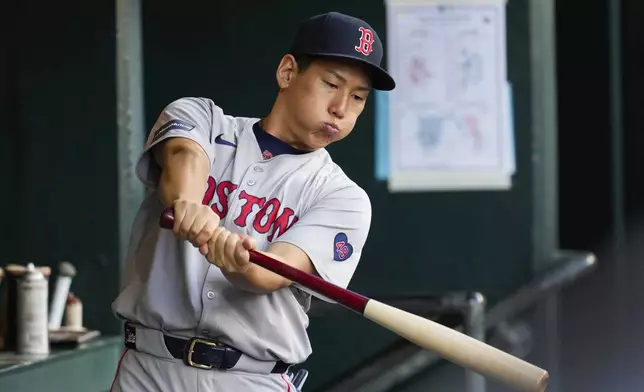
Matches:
[353,94,365,102]
[324,81,338,89]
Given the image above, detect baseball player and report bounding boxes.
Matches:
[110,11,395,392]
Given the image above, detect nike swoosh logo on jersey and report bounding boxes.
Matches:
[215,134,237,147]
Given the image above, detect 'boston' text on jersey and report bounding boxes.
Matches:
[202,176,299,242]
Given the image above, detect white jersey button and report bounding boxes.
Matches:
[253,166,263,172]
[206,291,215,299]
[247,180,256,186]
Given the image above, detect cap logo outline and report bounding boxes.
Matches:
[355,27,375,56]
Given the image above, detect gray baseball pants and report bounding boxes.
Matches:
[110,349,298,392]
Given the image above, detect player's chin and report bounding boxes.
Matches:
[310,131,344,149]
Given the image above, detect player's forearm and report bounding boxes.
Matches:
[222,257,291,294]
[156,141,210,206]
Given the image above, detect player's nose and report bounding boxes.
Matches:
[328,95,348,119]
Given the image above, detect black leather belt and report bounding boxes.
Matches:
[124,322,290,374]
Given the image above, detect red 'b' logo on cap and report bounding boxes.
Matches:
[355,27,375,56]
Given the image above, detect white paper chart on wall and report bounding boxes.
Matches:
[381,0,514,192]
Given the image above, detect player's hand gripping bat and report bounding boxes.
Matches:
[159,208,548,392]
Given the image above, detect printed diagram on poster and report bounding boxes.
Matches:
[377,0,514,192]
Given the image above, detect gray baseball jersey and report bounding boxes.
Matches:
[111,97,372,364]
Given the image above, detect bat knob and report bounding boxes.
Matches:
[159,207,175,229]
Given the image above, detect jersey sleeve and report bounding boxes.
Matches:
[273,184,372,290]
[135,97,218,188]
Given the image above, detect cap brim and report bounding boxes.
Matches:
[300,52,396,91]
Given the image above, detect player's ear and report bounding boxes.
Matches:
[276,54,298,89]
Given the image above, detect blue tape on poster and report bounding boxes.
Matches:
[374,90,390,181]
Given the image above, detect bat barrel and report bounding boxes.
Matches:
[363,300,549,392]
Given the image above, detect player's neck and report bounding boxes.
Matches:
[261,105,313,151]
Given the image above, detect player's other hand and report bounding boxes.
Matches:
[171,199,221,252]
[205,230,257,274]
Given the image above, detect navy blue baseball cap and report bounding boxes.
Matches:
[289,12,396,91]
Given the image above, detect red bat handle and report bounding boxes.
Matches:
[158,207,369,314]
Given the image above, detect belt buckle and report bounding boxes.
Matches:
[186,337,221,370]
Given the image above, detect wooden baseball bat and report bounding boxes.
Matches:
[159,208,548,392]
